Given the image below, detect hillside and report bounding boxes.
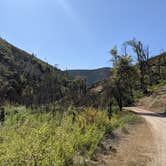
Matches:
[86,53,166,108]
[67,52,166,87]
[149,53,166,66]
[138,82,166,113]
[148,53,166,83]
[0,38,72,106]
[67,67,111,86]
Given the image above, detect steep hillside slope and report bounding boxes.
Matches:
[67,67,111,85]
[149,53,166,65]
[138,83,166,113]
[0,38,71,105]
[148,53,166,83]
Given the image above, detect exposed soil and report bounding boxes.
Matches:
[126,107,166,166]
[138,86,166,113]
[91,114,155,166]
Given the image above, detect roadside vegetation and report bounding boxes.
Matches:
[0,105,137,166]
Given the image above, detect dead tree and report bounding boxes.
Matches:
[127,39,149,94]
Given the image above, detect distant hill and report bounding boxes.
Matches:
[89,52,166,93]
[67,67,111,86]
[0,38,72,105]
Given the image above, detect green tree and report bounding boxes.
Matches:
[109,47,138,111]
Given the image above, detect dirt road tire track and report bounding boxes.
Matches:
[126,107,166,166]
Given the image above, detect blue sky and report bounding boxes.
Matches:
[1,0,166,70]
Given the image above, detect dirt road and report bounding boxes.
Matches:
[126,107,166,166]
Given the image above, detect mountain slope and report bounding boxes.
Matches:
[138,83,166,113]
[67,67,111,86]
[0,38,71,105]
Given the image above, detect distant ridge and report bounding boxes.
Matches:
[67,67,111,86]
